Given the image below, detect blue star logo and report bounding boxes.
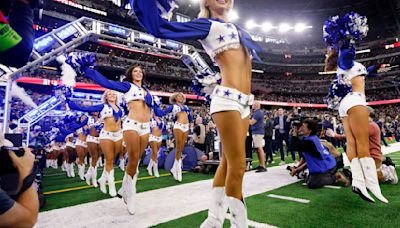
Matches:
[217,35,225,43]
[230,32,237,40]
[225,24,234,29]
[238,94,242,100]
[224,90,231,97]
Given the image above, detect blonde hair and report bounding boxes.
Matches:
[198,0,234,19]
[169,92,186,104]
[102,90,121,104]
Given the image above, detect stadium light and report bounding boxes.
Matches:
[246,20,258,30]
[279,23,291,33]
[228,10,239,21]
[261,22,273,32]
[294,23,312,32]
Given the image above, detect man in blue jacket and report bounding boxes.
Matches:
[291,119,348,189]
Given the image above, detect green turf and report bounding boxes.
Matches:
[155,151,400,228]
[41,166,214,211]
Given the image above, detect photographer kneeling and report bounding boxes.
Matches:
[291,119,348,189]
[0,134,38,227]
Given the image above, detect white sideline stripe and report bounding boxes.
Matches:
[324,185,342,189]
[301,183,342,189]
[266,194,310,204]
[226,214,277,228]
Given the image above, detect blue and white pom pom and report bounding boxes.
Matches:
[326,79,352,109]
[192,71,222,102]
[153,96,162,106]
[323,12,368,49]
[129,0,178,21]
[65,52,96,74]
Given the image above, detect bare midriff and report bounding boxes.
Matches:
[214,45,252,95]
[351,76,365,94]
[127,100,151,123]
[176,112,189,124]
[78,132,87,141]
[152,126,162,137]
[103,117,122,132]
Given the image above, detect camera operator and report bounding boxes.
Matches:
[0,134,39,227]
[291,119,349,189]
[0,0,36,68]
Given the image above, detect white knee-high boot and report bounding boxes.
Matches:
[177,159,182,182]
[107,169,117,197]
[119,158,125,171]
[153,160,160,178]
[170,159,178,180]
[70,163,75,178]
[359,157,389,203]
[147,159,154,176]
[78,164,85,180]
[200,187,229,228]
[118,171,139,215]
[98,169,107,194]
[350,158,375,202]
[92,166,98,188]
[227,197,248,228]
[85,166,93,186]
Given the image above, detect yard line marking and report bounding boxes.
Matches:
[324,185,342,189]
[226,214,277,228]
[266,194,310,204]
[301,183,341,189]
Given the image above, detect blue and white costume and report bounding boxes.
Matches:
[336,62,367,117]
[149,117,166,143]
[79,68,155,136]
[68,100,123,142]
[131,0,262,119]
[155,104,192,133]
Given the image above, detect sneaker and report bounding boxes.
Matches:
[279,161,286,166]
[253,165,262,170]
[388,166,398,184]
[255,167,267,173]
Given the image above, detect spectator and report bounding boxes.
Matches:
[264,113,275,164]
[291,119,349,189]
[193,117,206,153]
[250,101,266,172]
[274,108,290,165]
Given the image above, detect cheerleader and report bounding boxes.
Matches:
[66,56,156,214]
[132,0,264,225]
[67,106,103,183]
[154,93,192,182]
[147,109,166,178]
[324,13,387,203]
[67,90,124,197]
[56,116,88,178]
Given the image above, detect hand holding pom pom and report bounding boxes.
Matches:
[65,52,96,74]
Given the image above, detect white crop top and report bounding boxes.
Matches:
[336,61,367,86]
[124,84,145,103]
[87,116,101,128]
[199,20,240,60]
[172,104,189,116]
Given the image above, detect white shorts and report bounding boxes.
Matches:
[210,85,253,119]
[149,134,162,143]
[75,139,87,148]
[123,118,150,136]
[252,134,265,148]
[338,92,367,117]
[173,122,189,133]
[86,135,100,144]
[66,142,76,148]
[99,129,123,142]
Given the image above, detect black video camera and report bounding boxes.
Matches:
[0,134,26,196]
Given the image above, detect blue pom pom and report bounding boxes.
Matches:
[323,12,368,48]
